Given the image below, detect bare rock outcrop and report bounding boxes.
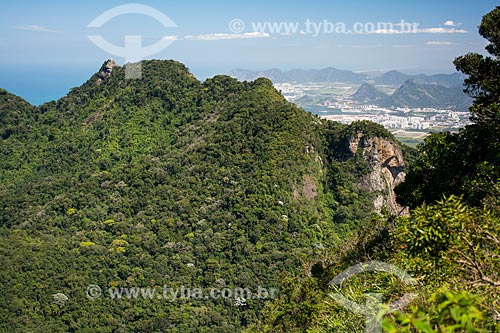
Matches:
[348,134,408,216]
[96,59,119,83]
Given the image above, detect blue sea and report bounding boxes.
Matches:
[0,64,225,106]
[0,64,97,106]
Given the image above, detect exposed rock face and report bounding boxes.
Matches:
[96,59,119,83]
[348,134,408,216]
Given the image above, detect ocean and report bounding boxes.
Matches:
[0,63,227,106]
[0,64,98,106]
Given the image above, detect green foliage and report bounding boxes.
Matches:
[247,213,413,333]
[0,60,385,331]
[397,8,500,208]
[394,196,500,306]
[343,120,394,141]
[396,196,467,258]
[383,289,499,332]
[0,89,36,135]
[454,6,500,110]
[392,12,500,318]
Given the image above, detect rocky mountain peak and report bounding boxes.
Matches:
[96,59,119,83]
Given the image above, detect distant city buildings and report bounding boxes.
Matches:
[275,82,471,132]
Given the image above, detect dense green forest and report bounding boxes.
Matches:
[1,6,500,333]
[0,57,393,331]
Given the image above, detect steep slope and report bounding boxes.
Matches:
[347,134,407,216]
[324,121,408,217]
[0,60,406,332]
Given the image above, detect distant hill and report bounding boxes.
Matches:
[373,70,411,86]
[374,70,465,88]
[380,79,473,110]
[230,67,466,88]
[352,83,389,103]
[230,67,368,83]
[350,80,472,110]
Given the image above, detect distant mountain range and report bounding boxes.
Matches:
[352,80,473,111]
[230,67,471,111]
[230,67,368,84]
[373,70,466,88]
[230,68,466,87]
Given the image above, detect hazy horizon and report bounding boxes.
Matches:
[1,0,498,104]
[0,61,468,106]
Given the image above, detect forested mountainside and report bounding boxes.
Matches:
[0,59,403,332]
[2,6,500,333]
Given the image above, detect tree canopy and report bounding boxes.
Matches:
[396,6,500,208]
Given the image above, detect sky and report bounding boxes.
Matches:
[0,0,498,104]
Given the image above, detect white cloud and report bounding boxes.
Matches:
[417,27,467,34]
[355,27,467,35]
[425,41,454,45]
[161,36,177,41]
[371,29,404,34]
[183,32,270,41]
[14,25,60,33]
[334,44,383,49]
[444,20,462,27]
[392,44,416,48]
